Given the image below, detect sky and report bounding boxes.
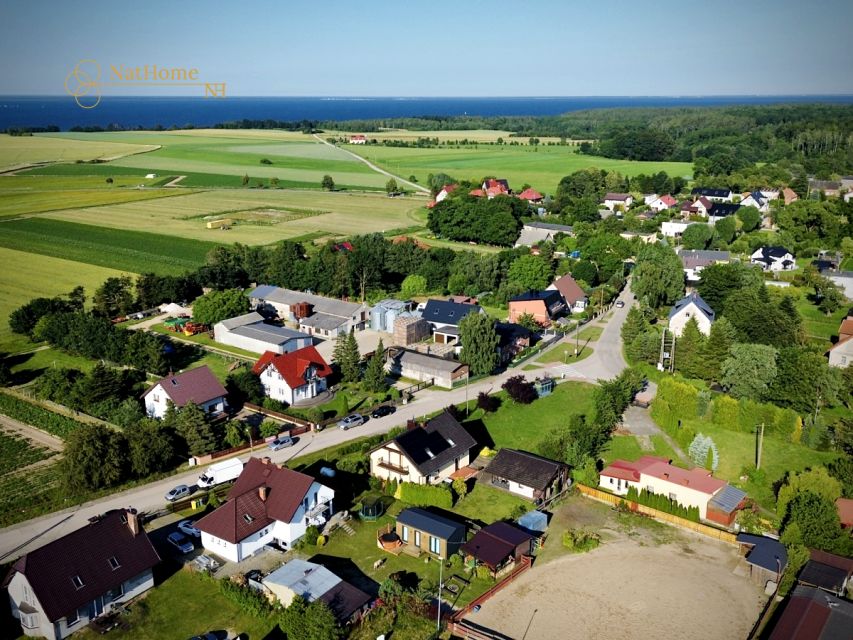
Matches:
[1,0,852,96]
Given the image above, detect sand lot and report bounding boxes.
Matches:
[466,502,766,640]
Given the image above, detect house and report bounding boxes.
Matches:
[798,549,853,597]
[261,559,371,624]
[143,365,227,419]
[460,522,534,576]
[548,273,588,311]
[508,290,566,326]
[370,299,414,333]
[837,316,853,342]
[349,134,366,144]
[6,509,159,640]
[680,197,712,219]
[518,187,544,203]
[385,348,469,388]
[395,508,466,558]
[648,194,677,212]
[252,346,333,406]
[668,292,715,336]
[707,202,741,223]
[421,299,483,342]
[482,178,510,198]
[248,285,368,337]
[435,184,457,203]
[837,497,853,528]
[643,193,659,205]
[736,534,787,587]
[661,220,691,238]
[751,246,795,272]
[677,249,730,282]
[782,187,799,205]
[495,322,533,364]
[514,221,574,247]
[600,457,746,525]
[196,457,334,562]
[213,312,313,355]
[369,410,476,484]
[767,585,853,640]
[448,295,477,305]
[808,179,841,197]
[602,192,633,211]
[481,449,569,504]
[828,338,853,368]
[691,187,733,202]
[740,191,770,214]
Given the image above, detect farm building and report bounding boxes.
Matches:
[481,449,569,504]
[514,221,573,248]
[370,299,415,332]
[385,348,468,389]
[213,312,313,355]
[143,366,227,419]
[248,285,368,337]
[392,314,431,346]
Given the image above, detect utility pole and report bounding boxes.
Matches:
[755,422,765,469]
[465,371,470,416]
[436,556,443,633]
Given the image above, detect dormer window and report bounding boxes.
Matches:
[446,439,455,447]
[71,575,84,589]
[108,556,121,570]
[243,514,254,524]
[425,448,435,459]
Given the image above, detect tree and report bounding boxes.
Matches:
[682,224,713,250]
[476,391,500,413]
[125,420,175,477]
[765,347,841,414]
[452,477,468,500]
[687,433,718,471]
[191,289,249,326]
[515,312,540,332]
[280,596,342,640]
[400,274,427,299]
[241,173,249,186]
[362,338,387,393]
[507,255,551,291]
[701,317,738,382]
[177,403,219,456]
[458,313,499,376]
[224,421,247,449]
[348,233,386,301]
[777,467,842,520]
[630,243,684,308]
[61,424,127,492]
[674,317,707,379]
[93,276,135,318]
[737,207,762,232]
[621,307,648,348]
[266,241,306,290]
[714,215,737,245]
[502,375,537,404]
[720,343,778,400]
[817,281,843,315]
[338,331,361,384]
[385,178,398,194]
[782,491,850,554]
[225,368,264,407]
[321,175,335,191]
[697,261,762,315]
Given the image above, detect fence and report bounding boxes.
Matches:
[243,402,314,430]
[575,484,738,544]
[450,555,533,625]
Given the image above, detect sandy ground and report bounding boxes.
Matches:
[466,510,765,640]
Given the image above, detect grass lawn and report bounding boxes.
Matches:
[466,381,596,451]
[535,342,594,364]
[790,287,848,346]
[7,347,98,382]
[577,325,604,342]
[601,434,688,469]
[451,483,532,523]
[77,569,275,640]
[150,325,258,360]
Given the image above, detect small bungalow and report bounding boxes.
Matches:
[798,549,853,597]
[394,508,466,558]
[648,194,677,212]
[142,365,227,419]
[677,250,730,283]
[751,246,795,272]
[668,292,715,337]
[508,290,566,326]
[548,273,588,311]
[514,221,574,248]
[602,192,633,211]
[518,187,544,203]
[736,534,787,588]
[385,348,469,388]
[481,449,569,504]
[460,522,534,576]
[252,346,333,406]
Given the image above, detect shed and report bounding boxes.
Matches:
[460,521,534,575]
[517,510,548,534]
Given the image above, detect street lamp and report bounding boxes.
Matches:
[246,424,255,452]
[437,556,443,633]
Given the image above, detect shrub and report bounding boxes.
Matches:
[561,528,601,553]
[501,375,537,404]
[316,535,326,547]
[449,553,463,570]
[477,391,500,413]
[398,482,453,509]
[260,420,280,438]
[475,565,492,580]
[302,525,320,546]
[335,456,367,474]
[452,477,468,500]
[219,577,274,617]
[711,395,739,431]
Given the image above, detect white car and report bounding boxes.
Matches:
[337,413,365,430]
[615,300,625,308]
[178,520,201,538]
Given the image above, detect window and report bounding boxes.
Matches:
[67,609,80,626]
[414,531,421,547]
[429,536,440,555]
[71,575,84,590]
[152,394,160,402]
[108,556,120,570]
[243,514,254,524]
[609,478,614,485]
[20,611,38,629]
[401,525,409,543]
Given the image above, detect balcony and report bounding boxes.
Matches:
[376,459,409,476]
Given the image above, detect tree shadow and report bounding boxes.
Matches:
[308,553,381,597]
[461,418,494,455]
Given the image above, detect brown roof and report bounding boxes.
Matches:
[319,580,372,623]
[604,192,631,201]
[195,457,315,543]
[10,510,160,622]
[143,365,227,407]
[769,585,853,639]
[483,449,566,492]
[460,522,533,569]
[838,317,853,340]
[551,274,586,305]
[837,497,853,527]
[782,187,799,205]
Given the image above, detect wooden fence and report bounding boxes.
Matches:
[450,555,533,625]
[575,484,738,544]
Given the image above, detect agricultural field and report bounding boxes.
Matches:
[0,430,51,476]
[0,133,158,170]
[0,247,134,354]
[350,144,693,194]
[327,128,569,143]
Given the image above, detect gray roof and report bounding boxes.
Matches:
[248,285,364,319]
[299,312,348,331]
[677,249,730,262]
[217,311,266,331]
[387,411,476,477]
[708,484,747,514]
[736,534,787,573]
[484,449,566,492]
[263,559,341,602]
[390,350,466,375]
[525,221,573,233]
[396,507,465,541]
[230,322,311,345]
[374,299,410,312]
[422,299,482,326]
[668,292,715,322]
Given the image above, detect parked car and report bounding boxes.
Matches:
[337,413,365,430]
[165,484,190,502]
[371,405,396,419]
[167,531,194,554]
[268,436,294,451]
[178,519,201,538]
[188,633,221,640]
[615,300,625,308]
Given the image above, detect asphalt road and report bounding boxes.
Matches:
[0,289,634,562]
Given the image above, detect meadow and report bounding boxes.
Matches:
[0,133,157,170]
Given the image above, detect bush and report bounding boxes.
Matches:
[475,565,492,580]
[452,477,468,500]
[302,525,320,546]
[260,419,280,438]
[219,577,275,617]
[562,528,601,553]
[336,456,367,474]
[477,391,500,413]
[398,482,453,509]
[626,486,700,522]
[449,553,463,570]
[316,535,326,547]
[501,375,537,404]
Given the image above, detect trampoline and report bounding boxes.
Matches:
[359,495,385,521]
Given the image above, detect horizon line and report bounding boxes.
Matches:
[3,93,853,99]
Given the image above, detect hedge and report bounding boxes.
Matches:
[626,486,700,522]
[0,391,85,440]
[397,482,453,509]
[710,394,798,439]
[650,378,699,431]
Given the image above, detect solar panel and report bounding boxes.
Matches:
[709,485,747,513]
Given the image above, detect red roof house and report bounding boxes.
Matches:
[469,188,486,197]
[518,188,544,202]
[253,346,333,406]
[143,365,228,419]
[837,497,853,528]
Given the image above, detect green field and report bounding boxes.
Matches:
[0,133,157,169]
[351,144,693,194]
[0,431,51,476]
[0,247,134,353]
[0,218,220,275]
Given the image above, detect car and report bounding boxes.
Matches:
[165,484,190,502]
[268,436,294,451]
[177,519,201,538]
[187,633,221,640]
[337,413,365,430]
[371,405,396,419]
[167,531,194,554]
[615,300,625,308]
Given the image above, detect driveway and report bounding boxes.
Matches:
[313,329,384,362]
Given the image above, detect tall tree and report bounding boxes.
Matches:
[720,343,778,400]
[674,317,707,379]
[61,424,127,492]
[507,255,552,290]
[177,403,218,456]
[191,289,250,326]
[321,175,335,190]
[362,338,387,393]
[630,242,684,308]
[701,316,738,382]
[125,420,176,477]
[265,241,306,289]
[459,312,499,376]
[93,276,135,318]
[338,331,361,384]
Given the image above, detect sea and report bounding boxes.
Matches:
[1,95,853,131]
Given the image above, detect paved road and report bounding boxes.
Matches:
[0,289,634,561]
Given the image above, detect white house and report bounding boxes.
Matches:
[213,312,313,355]
[751,246,795,272]
[668,292,715,336]
[196,457,334,562]
[643,193,659,205]
[252,346,332,406]
[349,134,366,144]
[828,338,853,368]
[648,194,677,212]
[661,220,691,238]
[7,509,159,640]
[435,184,457,203]
[602,192,634,211]
[691,187,733,202]
[142,366,227,419]
[740,191,770,214]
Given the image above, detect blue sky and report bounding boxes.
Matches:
[1,0,852,96]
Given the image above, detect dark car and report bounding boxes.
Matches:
[371,405,396,419]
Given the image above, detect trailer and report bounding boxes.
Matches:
[197,458,244,489]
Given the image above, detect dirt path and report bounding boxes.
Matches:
[0,414,64,452]
[163,175,187,187]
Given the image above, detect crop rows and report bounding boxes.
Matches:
[0,431,51,476]
[0,392,86,440]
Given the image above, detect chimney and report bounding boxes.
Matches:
[406,419,418,431]
[126,509,140,537]
[261,456,272,465]
[663,473,669,480]
[259,486,269,502]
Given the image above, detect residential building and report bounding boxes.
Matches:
[768,585,853,640]
[435,184,457,203]
[460,522,534,576]
[7,509,159,640]
[517,187,544,202]
[677,249,730,282]
[680,196,712,219]
[691,187,733,202]
[548,273,588,311]
[392,314,431,347]
[648,194,677,212]
[495,322,533,364]
[481,178,510,198]
[349,134,366,144]
[261,559,371,624]
[253,346,333,406]
[369,411,476,485]
[668,292,715,336]
[798,549,853,597]
[602,192,633,211]
[213,312,313,355]
[740,191,769,214]
[707,202,741,223]
[370,299,414,333]
[736,534,787,587]
[808,179,841,197]
[143,365,227,419]
[196,457,334,562]
[828,336,853,368]
[643,193,659,205]
[508,290,566,326]
[751,246,795,272]
[421,299,483,342]
[481,449,569,504]
[661,221,691,238]
[248,285,368,337]
[514,221,573,248]
[759,188,780,201]
[385,348,469,388]
[837,497,853,529]
[395,508,466,558]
